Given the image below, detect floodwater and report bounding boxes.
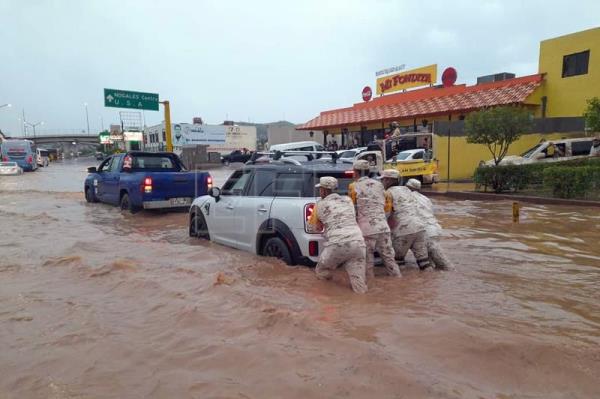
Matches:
[1,159,599,399]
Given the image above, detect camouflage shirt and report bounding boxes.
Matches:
[349,177,391,237]
[387,185,425,236]
[411,191,442,238]
[309,193,364,246]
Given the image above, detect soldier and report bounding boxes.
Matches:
[381,170,431,271]
[406,178,453,270]
[308,176,368,294]
[348,160,401,279]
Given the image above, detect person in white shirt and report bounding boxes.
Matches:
[590,137,600,157]
[405,179,454,270]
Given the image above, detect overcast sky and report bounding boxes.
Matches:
[1,0,599,135]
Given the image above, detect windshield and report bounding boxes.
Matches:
[396,152,412,160]
[521,144,543,158]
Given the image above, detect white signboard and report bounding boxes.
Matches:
[208,125,257,153]
[172,124,226,147]
[124,131,143,142]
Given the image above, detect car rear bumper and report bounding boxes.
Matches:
[143,198,193,209]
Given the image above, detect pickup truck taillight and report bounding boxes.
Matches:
[304,203,323,234]
[206,175,213,190]
[2,156,8,162]
[26,155,33,164]
[141,177,152,193]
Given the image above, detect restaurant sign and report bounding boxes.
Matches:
[376,64,437,95]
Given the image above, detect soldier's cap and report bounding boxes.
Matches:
[380,169,400,179]
[315,176,338,190]
[353,159,370,171]
[406,178,421,190]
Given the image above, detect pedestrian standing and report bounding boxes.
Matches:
[348,160,401,279]
[381,171,431,271]
[308,177,368,294]
[405,178,453,270]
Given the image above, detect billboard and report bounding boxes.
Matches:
[209,125,257,153]
[172,124,226,147]
[376,64,437,95]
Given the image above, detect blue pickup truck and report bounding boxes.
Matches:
[84,151,212,213]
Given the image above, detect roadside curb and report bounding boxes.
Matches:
[424,190,600,207]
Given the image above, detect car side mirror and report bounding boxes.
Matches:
[87,166,97,173]
[209,187,221,202]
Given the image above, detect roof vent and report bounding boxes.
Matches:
[477,72,516,84]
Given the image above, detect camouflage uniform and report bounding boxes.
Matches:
[387,185,431,270]
[309,190,367,294]
[411,190,453,270]
[349,176,400,278]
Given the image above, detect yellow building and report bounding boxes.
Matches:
[298,27,599,180]
[537,27,600,118]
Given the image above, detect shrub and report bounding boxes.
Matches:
[542,167,593,198]
[473,164,532,193]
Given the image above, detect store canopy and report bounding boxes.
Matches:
[297,74,543,130]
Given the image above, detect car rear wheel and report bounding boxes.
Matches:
[189,212,210,240]
[263,237,293,265]
[120,193,140,214]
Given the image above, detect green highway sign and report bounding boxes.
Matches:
[104,88,159,111]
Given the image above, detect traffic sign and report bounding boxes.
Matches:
[104,88,159,111]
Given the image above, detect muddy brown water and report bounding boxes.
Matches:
[1,159,599,398]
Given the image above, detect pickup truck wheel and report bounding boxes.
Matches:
[120,193,140,214]
[85,187,97,203]
[189,213,210,240]
[263,237,293,265]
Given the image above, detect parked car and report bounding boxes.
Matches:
[486,137,595,166]
[393,148,426,161]
[0,161,23,175]
[269,141,326,153]
[84,151,212,213]
[336,147,367,162]
[0,139,38,171]
[189,157,356,265]
[36,148,50,167]
[221,149,252,166]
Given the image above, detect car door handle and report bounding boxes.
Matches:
[257,207,268,213]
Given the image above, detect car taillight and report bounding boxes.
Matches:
[309,241,319,257]
[26,155,33,164]
[142,176,152,193]
[304,203,323,234]
[2,156,8,162]
[345,170,355,177]
[206,175,213,189]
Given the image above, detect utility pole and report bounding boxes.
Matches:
[84,102,90,135]
[22,109,27,137]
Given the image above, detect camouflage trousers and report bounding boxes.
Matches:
[364,233,401,278]
[316,241,368,294]
[426,238,453,270]
[392,230,431,270]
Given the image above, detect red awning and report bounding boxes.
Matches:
[298,74,543,130]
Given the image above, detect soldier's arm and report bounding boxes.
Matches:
[348,183,357,204]
[384,191,393,214]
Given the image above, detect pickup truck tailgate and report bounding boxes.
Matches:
[144,172,211,202]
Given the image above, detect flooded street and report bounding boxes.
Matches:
[1,159,599,399]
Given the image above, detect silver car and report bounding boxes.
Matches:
[189,160,356,265]
[0,162,23,176]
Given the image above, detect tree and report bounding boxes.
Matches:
[583,97,600,133]
[465,106,534,166]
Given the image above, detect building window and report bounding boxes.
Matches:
[562,50,590,78]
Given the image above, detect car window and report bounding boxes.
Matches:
[572,140,592,156]
[98,157,113,172]
[222,170,252,196]
[341,151,355,158]
[316,145,326,151]
[521,144,542,158]
[298,146,314,151]
[248,169,275,197]
[131,155,179,171]
[108,156,121,172]
[274,173,305,197]
[412,151,424,160]
[310,172,354,197]
[396,152,411,160]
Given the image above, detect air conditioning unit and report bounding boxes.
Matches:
[477,72,516,84]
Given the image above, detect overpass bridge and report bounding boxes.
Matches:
[4,134,99,145]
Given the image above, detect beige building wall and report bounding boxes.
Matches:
[267,126,324,146]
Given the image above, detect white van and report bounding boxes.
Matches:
[36,148,49,167]
[487,137,595,166]
[268,141,326,153]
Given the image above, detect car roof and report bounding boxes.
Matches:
[240,160,352,174]
[269,141,322,149]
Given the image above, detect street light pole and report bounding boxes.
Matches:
[84,102,90,135]
[24,121,44,138]
[99,116,104,131]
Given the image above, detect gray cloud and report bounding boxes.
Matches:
[1,0,599,135]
